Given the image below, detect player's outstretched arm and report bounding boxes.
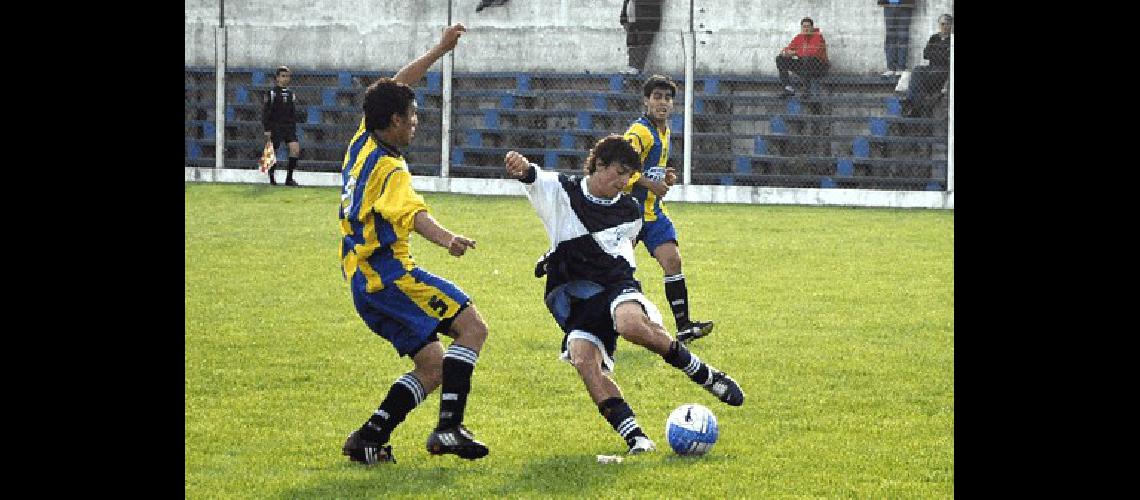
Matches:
[413,210,476,257]
[393,23,467,87]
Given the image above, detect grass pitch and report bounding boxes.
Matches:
[185,182,953,498]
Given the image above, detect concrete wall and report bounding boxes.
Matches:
[695,0,954,75]
[186,0,953,74]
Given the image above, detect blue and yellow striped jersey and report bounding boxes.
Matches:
[621,115,670,221]
[338,117,429,293]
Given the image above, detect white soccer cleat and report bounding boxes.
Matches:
[628,435,657,455]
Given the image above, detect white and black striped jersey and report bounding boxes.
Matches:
[518,164,644,295]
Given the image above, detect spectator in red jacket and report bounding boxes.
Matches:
[776,18,829,97]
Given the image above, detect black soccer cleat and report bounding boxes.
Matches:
[342,430,396,465]
[703,369,745,406]
[426,424,489,460]
[285,178,299,187]
[677,320,714,344]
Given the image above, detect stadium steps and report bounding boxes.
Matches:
[187,67,947,190]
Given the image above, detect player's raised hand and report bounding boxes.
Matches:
[439,23,467,52]
[504,150,531,178]
[664,167,677,186]
[448,234,477,257]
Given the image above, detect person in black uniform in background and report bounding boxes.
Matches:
[262,65,304,186]
[619,0,663,75]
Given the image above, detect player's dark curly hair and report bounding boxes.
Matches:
[584,135,641,175]
[642,74,677,98]
[363,78,416,132]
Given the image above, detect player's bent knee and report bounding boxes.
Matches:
[410,343,445,389]
[568,345,603,376]
[616,316,656,345]
[414,366,442,389]
[613,303,646,335]
[654,245,682,274]
[570,355,604,377]
[450,306,489,344]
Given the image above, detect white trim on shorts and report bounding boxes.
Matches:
[558,290,665,375]
[609,290,665,331]
[560,330,616,375]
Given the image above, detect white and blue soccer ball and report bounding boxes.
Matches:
[665,403,719,456]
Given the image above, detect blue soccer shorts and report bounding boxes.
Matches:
[351,267,470,357]
[637,213,679,255]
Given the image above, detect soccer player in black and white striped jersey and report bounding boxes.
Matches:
[504,136,745,456]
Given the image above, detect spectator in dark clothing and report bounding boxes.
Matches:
[262,65,304,186]
[475,0,508,13]
[879,0,916,77]
[776,17,829,97]
[620,0,663,75]
[903,14,952,117]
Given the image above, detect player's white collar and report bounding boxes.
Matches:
[581,177,620,205]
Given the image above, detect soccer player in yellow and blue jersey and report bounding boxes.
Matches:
[622,75,714,344]
[338,23,492,465]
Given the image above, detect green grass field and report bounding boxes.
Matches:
[185,182,953,499]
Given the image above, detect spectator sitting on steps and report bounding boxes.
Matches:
[776,17,829,98]
[902,13,952,118]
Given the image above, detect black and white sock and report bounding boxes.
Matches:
[437,343,479,430]
[662,340,713,386]
[664,273,690,330]
[359,372,426,444]
[598,397,647,448]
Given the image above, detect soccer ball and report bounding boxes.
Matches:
[665,403,719,456]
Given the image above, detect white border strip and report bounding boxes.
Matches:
[185,168,952,209]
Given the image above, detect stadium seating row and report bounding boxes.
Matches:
[187,84,904,117]
[186,67,907,96]
[185,68,947,190]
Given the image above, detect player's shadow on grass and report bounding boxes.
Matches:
[487,454,632,497]
[246,184,278,197]
[275,463,464,499]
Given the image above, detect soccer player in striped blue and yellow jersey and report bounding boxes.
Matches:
[337,23,492,465]
[622,75,715,344]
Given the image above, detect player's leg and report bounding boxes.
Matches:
[343,339,442,465]
[565,336,654,454]
[645,217,713,343]
[284,131,301,186]
[403,268,490,459]
[342,281,451,465]
[432,305,488,434]
[612,296,744,406]
[266,132,280,185]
